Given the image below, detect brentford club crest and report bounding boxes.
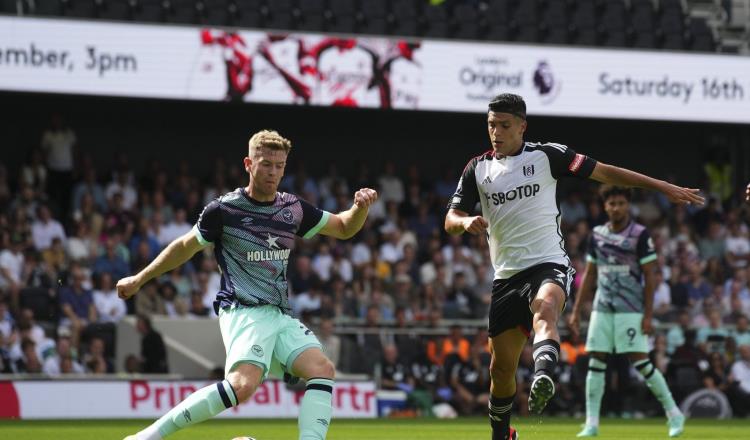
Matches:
[522,165,535,177]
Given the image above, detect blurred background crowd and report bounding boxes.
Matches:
[1,114,749,418]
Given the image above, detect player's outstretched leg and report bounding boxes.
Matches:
[123,364,260,440]
[577,356,606,437]
[633,358,684,437]
[124,379,239,440]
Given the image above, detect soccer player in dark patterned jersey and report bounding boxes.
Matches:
[569,185,684,437]
[444,94,704,440]
[117,130,377,440]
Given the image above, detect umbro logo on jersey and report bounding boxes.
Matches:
[522,165,535,177]
[241,217,254,224]
[482,176,493,185]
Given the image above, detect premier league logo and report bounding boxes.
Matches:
[533,60,561,104]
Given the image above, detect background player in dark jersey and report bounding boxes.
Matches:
[444,93,703,440]
[117,130,377,440]
[569,185,684,437]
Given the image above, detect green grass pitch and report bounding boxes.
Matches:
[1,417,749,439]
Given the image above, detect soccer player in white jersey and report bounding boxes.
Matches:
[117,130,377,440]
[444,94,703,440]
[569,185,684,437]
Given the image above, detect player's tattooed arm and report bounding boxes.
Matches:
[589,162,704,206]
[117,230,205,300]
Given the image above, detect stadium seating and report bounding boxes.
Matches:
[98,0,132,21]
[2,0,745,53]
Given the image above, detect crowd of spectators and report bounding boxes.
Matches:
[1,115,750,417]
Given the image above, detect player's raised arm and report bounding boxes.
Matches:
[319,188,378,239]
[589,162,704,206]
[116,229,205,300]
[445,208,488,235]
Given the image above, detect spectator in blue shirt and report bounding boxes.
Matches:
[59,265,97,347]
[93,237,129,280]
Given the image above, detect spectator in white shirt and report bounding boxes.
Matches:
[41,113,76,215]
[105,171,138,212]
[294,284,323,316]
[330,248,353,283]
[93,272,127,324]
[0,233,25,309]
[157,208,191,248]
[31,205,66,251]
[379,225,403,264]
[312,243,334,282]
[652,269,673,320]
[42,334,84,376]
[726,221,750,269]
[41,114,75,175]
[378,161,405,204]
[66,221,96,263]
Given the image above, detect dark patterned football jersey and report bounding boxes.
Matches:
[194,188,329,313]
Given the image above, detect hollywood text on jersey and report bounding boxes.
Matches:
[246,248,291,262]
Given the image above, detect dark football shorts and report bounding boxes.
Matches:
[488,262,574,337]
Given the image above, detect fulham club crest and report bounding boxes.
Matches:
[522,165,535,177]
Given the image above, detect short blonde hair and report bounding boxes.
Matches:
[248,130,292,157]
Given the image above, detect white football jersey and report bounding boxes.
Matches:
[448,142,597,280]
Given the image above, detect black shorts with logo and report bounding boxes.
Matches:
[488,262,574,337]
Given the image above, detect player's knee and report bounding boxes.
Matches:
[227,373,259,403]
[532,306,558,330]
[312,357,335,379]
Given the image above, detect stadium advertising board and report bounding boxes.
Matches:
[0,380,377,419]
[1,16,749,123]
